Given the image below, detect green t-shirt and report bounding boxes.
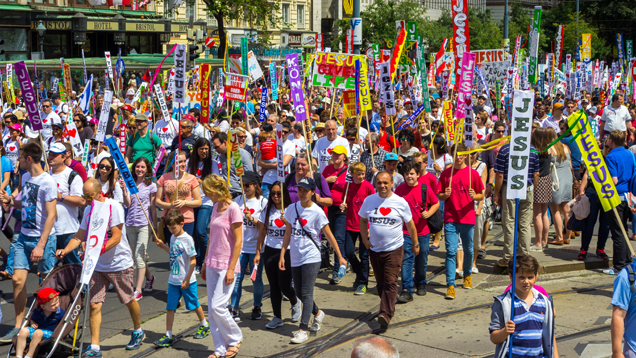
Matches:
[127,131,161,163]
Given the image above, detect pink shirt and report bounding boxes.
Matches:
[205,201,242,273]
[438,166,485,225]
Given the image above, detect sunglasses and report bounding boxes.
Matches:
[73,119,81,123]
[496,130,505,133]
[213,145,222,151]
[42,105,51,108]
[238,135,247,139]
[347,137,356,142]
[182,125,193,129]
[98,164,112,171]
[81,193,95,200]
[271,191,282,197]
[282,130,290,135]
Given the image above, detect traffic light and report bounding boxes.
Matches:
[189,44,199,63]
[0,39,5,55]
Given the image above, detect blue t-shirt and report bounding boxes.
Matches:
[31,307,65,332]
[0,156,13,193]
[605,146,634,197]
[560,135,581,171]
[611,264,636,352]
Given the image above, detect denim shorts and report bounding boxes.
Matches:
[166,282,200,311]
[27,327,53,340]
[11,233,57,274]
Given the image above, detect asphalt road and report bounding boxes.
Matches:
[0,216,208,357]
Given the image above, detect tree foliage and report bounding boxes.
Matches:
[198,0,282,58]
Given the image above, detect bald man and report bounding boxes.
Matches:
[57,178,145,354]
[351,337,399,358]
[312,119,350,172]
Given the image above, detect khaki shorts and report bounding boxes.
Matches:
[89,267,135,305]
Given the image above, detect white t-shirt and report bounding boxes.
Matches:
[155,118,180,148]
[193,123,211,141]
[234,196,268,254]
[263,140,295,184]
[358,193,412,252]
[4,138,19,168]
[21,172,58,237]
[98,178,124,205]
[601,105,631,132]
[284,202,329,267]
[51,167,83,235]
[80,199,133,272]
[312,136,350,172]
[40,111,59,142]
[168,232,197,285]
[260,207,287,250]
[426,153,453,175]
[288,134,306,153]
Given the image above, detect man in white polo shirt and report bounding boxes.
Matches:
[359,171,418,330]
[600,94,633,139]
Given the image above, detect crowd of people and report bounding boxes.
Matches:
[0,65,635,358]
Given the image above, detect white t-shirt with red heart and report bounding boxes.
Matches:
[234,195,268,254]
[4,138,19,168]
[154,118,180,148]
[284,202,329,267]
[358,193,413,253]
[260,207,287,250]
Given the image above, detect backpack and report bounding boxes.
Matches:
[421,183,444,234]
[626,263,636,294]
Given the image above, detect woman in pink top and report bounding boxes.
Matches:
[201,174,244,358]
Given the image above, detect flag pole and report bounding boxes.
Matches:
[364,112,376,169]
[508,198,520,358]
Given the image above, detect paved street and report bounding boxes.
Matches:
[0,221,618,357]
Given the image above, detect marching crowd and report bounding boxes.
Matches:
[0,71,635,358]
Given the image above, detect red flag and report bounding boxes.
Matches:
[122,0,130,5]
[435,39,449,76]
[142,69,151,82]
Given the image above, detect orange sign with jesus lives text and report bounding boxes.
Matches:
[311,52,357,90]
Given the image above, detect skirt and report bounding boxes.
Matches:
[533,174,553,204]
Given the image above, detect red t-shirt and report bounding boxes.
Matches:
[395,182,439,236]
[418,171,438,195]
[322,164,349,206]
[345,180,375,231]
[377,132,395,152]
[260,138,276,160]
[438,166,485,225]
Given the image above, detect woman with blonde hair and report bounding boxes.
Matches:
[201,174,244,358]
[547,126,574,245]
[531,128,553,251]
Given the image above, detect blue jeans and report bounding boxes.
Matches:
[11,233,57,274]
[344,230,369,286]
[193,206,212,268]
[328,208,347,274]
[581,188,609,251]
[261,183,273,199]
[56,233,81,265]
[401,233,430,292]
[230,253,264,310]
[444,222,474,287]
[4,233,17,276]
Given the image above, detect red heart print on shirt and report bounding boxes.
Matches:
[476,134,483,139]
[300,218,308,226]
[327,148,333,155]
[8,146,15,151]
[249,208,255,215]
[274,218,284,227]
[162,127,169,132]
[91,163,97,169]
[379,207,392,216]
[43,119,48,123]
[68,128,77,137]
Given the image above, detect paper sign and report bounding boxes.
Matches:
[357,57,372,111]
[105,52,114,84]
[230,130,244,176]
[96,90,113,142]
[154,84,170,122]
[14,62,43,131]
[247,51,264,82]
[276,124,286,183]
[342,90,357,118]
[105,136,139,195]
[506,90,534,199]
[65,122,84,158]
[200,64,211,123]
[80,200,110,285]
[259,87,268,122]
[379,62,396,116]
[270,62,278,100]
[225,73,248,101]
[312,52,358,89]
[173,44,187,103]
[286,53,308,122]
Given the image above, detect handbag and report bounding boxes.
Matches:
[421,183,444,234]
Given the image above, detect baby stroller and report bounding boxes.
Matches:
[6,264,86,358]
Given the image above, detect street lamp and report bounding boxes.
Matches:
[36,20,46,60]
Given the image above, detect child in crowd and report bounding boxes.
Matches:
[154,210,209,347]
[489,254,559,358]
[16,288,65,358]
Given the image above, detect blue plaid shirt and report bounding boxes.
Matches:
[494,143,540,185]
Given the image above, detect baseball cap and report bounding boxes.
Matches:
[183,114,195,122]
[127,88,135,95]
[322,98,331,105]
[384,152,399,161]
[298,177,316,191]
[52,122,64,130]
[589,107,598,114]
[121,104,133,112]
[330,145,347,155]
[49,142,67,154]
[315,122,325,130]
[553,103,564,111]
[135,113,149,122]
[37,288,59,306]
[242,171,261,186]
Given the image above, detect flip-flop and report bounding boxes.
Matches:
[477,248,487,259]
[429,245,439,251]
[225,339,243,358]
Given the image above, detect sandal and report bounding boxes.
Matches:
[477,248,487,259]
[548,239,564,245]
[225,339,243,358]
[208,355,222,358]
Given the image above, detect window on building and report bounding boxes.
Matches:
[186,0,196,21]
[297,4,304,29]
[207,12,217,26]
[282,3,290,24]
[126,34,155,54]
[27,0,54,4]
[43,33,68,59]
[0,29,27,61]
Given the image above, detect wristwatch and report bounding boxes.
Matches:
[61,194,66,202]
[414,244,420,248]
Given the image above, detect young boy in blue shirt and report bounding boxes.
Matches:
[489,254,559,358]
[16,288,65,358]
[610,261,636,357]
[154,210,209,347]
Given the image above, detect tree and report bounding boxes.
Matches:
[197,0,282,58]
[582,0,636,55]
[427,7,503,52]
[560,15,611,60]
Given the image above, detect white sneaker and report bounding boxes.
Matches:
[308,310,325,332]
[456,271,464,278]
[108,283,114,291]
[265,317,284,329]
[290,330,309,344]
[472,267,479,274]
[291,300,301,322]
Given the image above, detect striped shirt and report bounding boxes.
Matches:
[511,291,545,358]
[494,143,540,185]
